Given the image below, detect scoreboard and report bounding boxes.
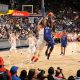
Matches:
[0,4,8,13]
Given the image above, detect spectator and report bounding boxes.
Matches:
[68,76,75,80]
[47,67,55,80]
[55,67,65,80]
[76,69,80,80]
[10,66,21,80]
[27,69,37,80]
[0,57,12,80]
[37,69,47,80]
[19,70,28,80]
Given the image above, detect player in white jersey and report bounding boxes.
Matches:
[31,17,46,62]
[26,33,37,62]
[9,32,20,54]
[36,25,45,55]
[9,32,17,53]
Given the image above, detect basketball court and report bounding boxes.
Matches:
[0,42,80,78]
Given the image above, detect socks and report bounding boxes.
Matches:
[31,56,35,61]
[34,57,38,62]
[31,56,39,62]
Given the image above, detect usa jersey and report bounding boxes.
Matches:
[61,35,67,42]
[44,26,52,38]
[61,34,67,47]
[44,26,54,48]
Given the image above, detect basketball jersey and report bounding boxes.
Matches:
[44,26,52,38]
[38,28,44,41]
[61,34,67,43]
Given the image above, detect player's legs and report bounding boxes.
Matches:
[61,43,66,55]
[13,43,17,53]
[61,46,63,55]
[10,44,17,54]
[45,37,54,59]
[47,42,54,59]
[44,38,50,56]
[31,45,39,62]
[45,43,50,56]
[10,47,12,54]
[31,40,45,62]
[63,46,66,55]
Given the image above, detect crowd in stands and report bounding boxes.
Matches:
[0,15,40,40]
[0,56,80,80]
[0,15,80,43]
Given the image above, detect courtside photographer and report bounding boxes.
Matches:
[55,67,66,80]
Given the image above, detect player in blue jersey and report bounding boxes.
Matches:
[61,31,67,55]
[44,22,54,59]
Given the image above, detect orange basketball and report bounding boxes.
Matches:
[48,12,54,16]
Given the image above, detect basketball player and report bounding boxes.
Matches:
[36,19,45,55]
[27,32,38,62]
[9,32,16,54]
[9,32,19,54]
[31,17,45,62]
[60,31,67,55]
[44,21,54,60]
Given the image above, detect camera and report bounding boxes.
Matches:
[57,67,62,73]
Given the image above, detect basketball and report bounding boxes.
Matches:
[48,12,54,17]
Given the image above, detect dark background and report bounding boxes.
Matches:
[0,0,80,13]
